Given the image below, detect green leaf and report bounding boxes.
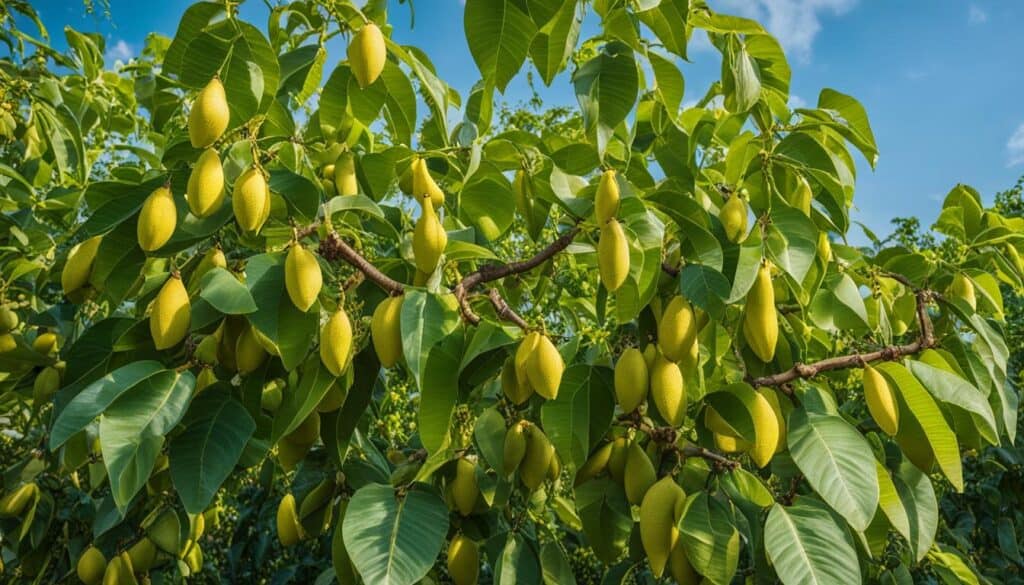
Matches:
[575,478,632,564]
[906,359,998,446]
[464,0,538,92]
[764,498,860,585]
[244,252,318,370]
[787,408,879,531]
[540,542,577,585]
[809,272,869,332]
[460,174,516,241]
[529,0,581,86]
[648,49,684,115]
[400,290,460,390]
[678,492,741,585]
[766,206,818,284]
[495,532,542,585]
[163,1,226,80]
[679,264,731,320]
[637,0,689,59]
[875,461,911,545]
[169,389,255,514]
[419,330,465,455]
[343,483,449,585]
[816,89,878,168]
[540,365,615,470]
[271,354,335,442]
[891,456,938,562]
[573,42,638,156]
[323,347,381,465]
[198,268,257,314]
[720,467,774,508]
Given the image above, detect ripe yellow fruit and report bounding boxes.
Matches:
[184,542,203,573]
[502,422,527,475]
[285,244,322,312]
[348,22,386,89]
[320,308,353,377]
[235,325,268,374]
[371,296,404,368]
[863,363,899,435]
[188,247,227,290]
[276,493,305,547]
[607,436,629,482]
[714,432,751,454]
[743,263,778,363]
[594,169,620,224]
[598,219,630,292]
[62,235,102,296]
[704,406,736,436]
[614,348,649,412]
[640,476,685,578]
[624,442,656,505]
[515,331,540,385]
[447,534,480,585]
[650,353,685,427]
[0,482,37,517]
[526,334,564,400]
[138,185,177,252]
[744,386,780,468]
[33,365,60,404]
[643,343,658,369]
[150,275,190,350]
[188,77,229,148]
[760,387,788,453]
[817,231,833,263]
[127,537,157,573]
[232,166,270,234]
[33,331,58,354]
[501,358,533,405]
[659,295,697,363]
[949,273,976,311]
[719,195,749,243]
[451,458,479,516]
[77,546,107,585]
[669,540,700,585]
[411,157,444,207]
[187,148,225,218]
[793,175,813,215]
[519,426,553,491]
[412,195,447,274]
[334,151,359,196]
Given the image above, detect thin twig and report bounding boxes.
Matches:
[318,232,405,296]
[487,288,529,330]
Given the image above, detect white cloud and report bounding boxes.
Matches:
[713,0,858,63]
[788,94,807,109]
[968,5,988,24]
[105,39,133,62]
[1008,123,1024,167]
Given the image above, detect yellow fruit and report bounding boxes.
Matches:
[33,366,60,404]
[334,151,359,196]
[318,382,348,412]
[501,359,533,405]
[412,195,447,274]
[187,148,225,218]
[817,231,832,263]
[650,353,685,427]
[447,534,480,585]
[743,263,778,363]
[515,331,540,386]
[188,77,229,148]
[371,296,404,368]
[188,247,227,290]
[744,386,780,468]
[127,537,157,573]
[147,509,182,554]
[669,540,700,585]
[232,166,270,234]
[719,195,749,243]
[103,553,137,585]
[614,348,649,412]
[277,438,311,471]
[607,436,629,482]
[411,157,444,207]
[320,308,353,377]
[643,343,658,369]
[949,273,976,311]
[704,406,736,436]
[574,442,613,486]
[502,423,527,476]
[137,185,176,252]
[863,364,899,435]
[624,442,656,505]
[714,432,750,454]
[793,175,813,215]
[184,542,203,573]
[659,295,697,363]
[286,411,321,447]
[519,426,553,491]
[526,334,564,400]
[640,476,685,578]
[276,494,304,547]
[0,482,37,517]
[759,387,788,453]
[235,325,268,374]
[547,446,561,481]
[597,219,630,292]
[285,244,322,312]
[62,235,102,296]
[0,306,18,332]
[451,458,479,516]
[33,331,58,354]
[77,546,107,585]
[594,169,620,224]
[348,22,386,89]
[150,275,190,350]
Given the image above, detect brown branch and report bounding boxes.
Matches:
[616,412,740,471]
[662,262,680,278]
[680,444,741,471]
[487,288,529,330]
[318,232,405,296]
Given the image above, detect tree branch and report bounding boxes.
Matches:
[487,288,529,329]
[662,262,680,278]
[318,232,405,296]
[616,412,740,471]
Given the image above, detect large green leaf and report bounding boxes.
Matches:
[637,0,689,59]
[574,478,632,564]
[573,42,638,156]
[400,290,460,390]
[907,359,998,446]
[419,330,465,455]
[322,348,382,465]
[891,457,938,562]
[343,483,449,585]
[494,532,542,585]
[199,267,257,314]
[540,365,615,470]
[529,0,580,86]
[764,498,860,585]
[271,354,335,442]
[678,492,741,585]
[464,0,538,91]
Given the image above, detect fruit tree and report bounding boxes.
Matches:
[0,0,1021,583]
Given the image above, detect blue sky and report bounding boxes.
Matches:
[25,0,1024,241]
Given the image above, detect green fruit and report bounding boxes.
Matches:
[502,422,527,476]
[320,307,353,377]
[103,553,138,585]
[146,509,182,555]
[614,347,649,412]
[62,430,90,471]
[232,166,270,234]
[194,335,219,365]
[127,537,157,573]
[348,22,386,89]
[949,273,976,311]
[526,334,564,400]
[285,244,323,312]
[299,479,336,536]
[447,534,480,585]
[519,426,553,491]
[659,295,697,363]
[597,219,630,292]
[277,437,311,472]
[624,442,657,505]
[150,275,190,350]
[317,382,347,412]
[792,175,813,215]
[371,296,404,368]
[817,231,833,263]
[276,493,305,547]
[639,476,685,578]
[650,353,685,427]
[286,411,321,447]
[743,263,778,363]
[62,235,102,297]
[863,363,899,435]
[412,193,447,274]
[32,331,58,354]
[334,150,359,196]
[719,194,749,243]
[594,169,620,224]
[261,379,285,412]
[187,148,225,218]
[574,442,613,486]
[411,157,444,207]
[501,358,533,405]
[235,325,268,374]
[0,306,18,332]
[0,482,37,517]
[669,540,700,584]
[188,77,229,148]
[137,185,176,252]
[77,546,107,585]
[607,436,629,482]
[451,458,479,516]
[33,366,60,404]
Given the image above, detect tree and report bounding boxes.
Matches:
[0,1,1020,584]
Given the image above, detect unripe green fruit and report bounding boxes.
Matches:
[411,157,444,207]
[261,379,285,412]
[817,231,832,263]
[62,235,102,297]
[412,194,447,274]
[285,244,322,312]
[614,348,649,412]
[188,148,225,218]
[235,325,268,374]
[371,296,404,368]
[949,273,976,311]
[77,546,107,585]
[33,366,60,404]
[188,77,229,148]
[0,306,18,332]
[447,534,480,585]
[607,436,629,482]
[502,423,527,476]
[546,446,561,481]
[719,195,749,243]
[743,263,778,363]
[598,219,630,292]
[138,185,176,252]
[519,426,553,491]
[317,382,347,412]
[276,493,305,547]
[320,307,353,377]
[650,353,685,427]
[526,334,564,400]
[624,442,657,505]
[594,169,620,224]
[659,295,697,363]
[863,363,898,435]
[146,509,182,555]
[0,482,38,517]
[232,167,270,234]
[574,442,613,486]
[348,22,386,89]
[286,411,321,447]
[127,536,157,573]
[792,175,813,215]
[150,275,190,350]
[194,335,219,365]
[277,437,311,471]
[451,458,479,516]
[334,151,359,196]
[103,553,138,585]
[639,476,685,578]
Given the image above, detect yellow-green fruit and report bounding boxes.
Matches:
[188,77,229,148]
[643,343,658,369]
[743,264,778,363]
[320,308,353,377]
[127,537,157,573]
[62,236,102,296]
[33,366,60,404]
[232,167,270,233]
[760,387,788,453]
[574,442,613,486]
[714,432,751,454]
[719,195,749,243]
[147,509,182,554]
[191,507,206,541]
[411,157,444,207]
[502,423,527,476]
[519,427,553,491]
[371,296,404,368]
[614,348,649,412]
[639,476,685,578]
[704,406,736,437]
[607,436,629,481]
[287,411,321,447]
[598,219,630,292]
[235,325,268,374]
[669,540,700,585]
[318,382,347,412]
[103,553,137,585]
[659,295,697,363]
[276,494,304,547]
[513,169,533,219]
[515,331,540,386]
[77,546,107,585]
[285,244,322,312]
[298,480,335,536]
[187,148,225,218]
[348,22,386,89]
[650,354,685,427]
[817,232,833,263]
[0,482,37,517]
[334,151,358,196]
[624,442,657,505]
[322,164,335,181]
[949,273,976,311]
[261,379,285,412]
[412,195,447,274]
[746,388,781,468]
[138,185,177,252]
[277,438,310,471]
[184,542,203,573]
[547,446,561,481]
[595,169,620,224]
[150,276,190,350]
[447,534,480,585]
[188,247,227,290]
[451,458,479,516]
[194,335,219,365]
[501,359,533,405]
[863,363,899,435]
[33,332,58,354]
[526,334,564,400]
[0,306,18,332]
[793,175,813,215]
